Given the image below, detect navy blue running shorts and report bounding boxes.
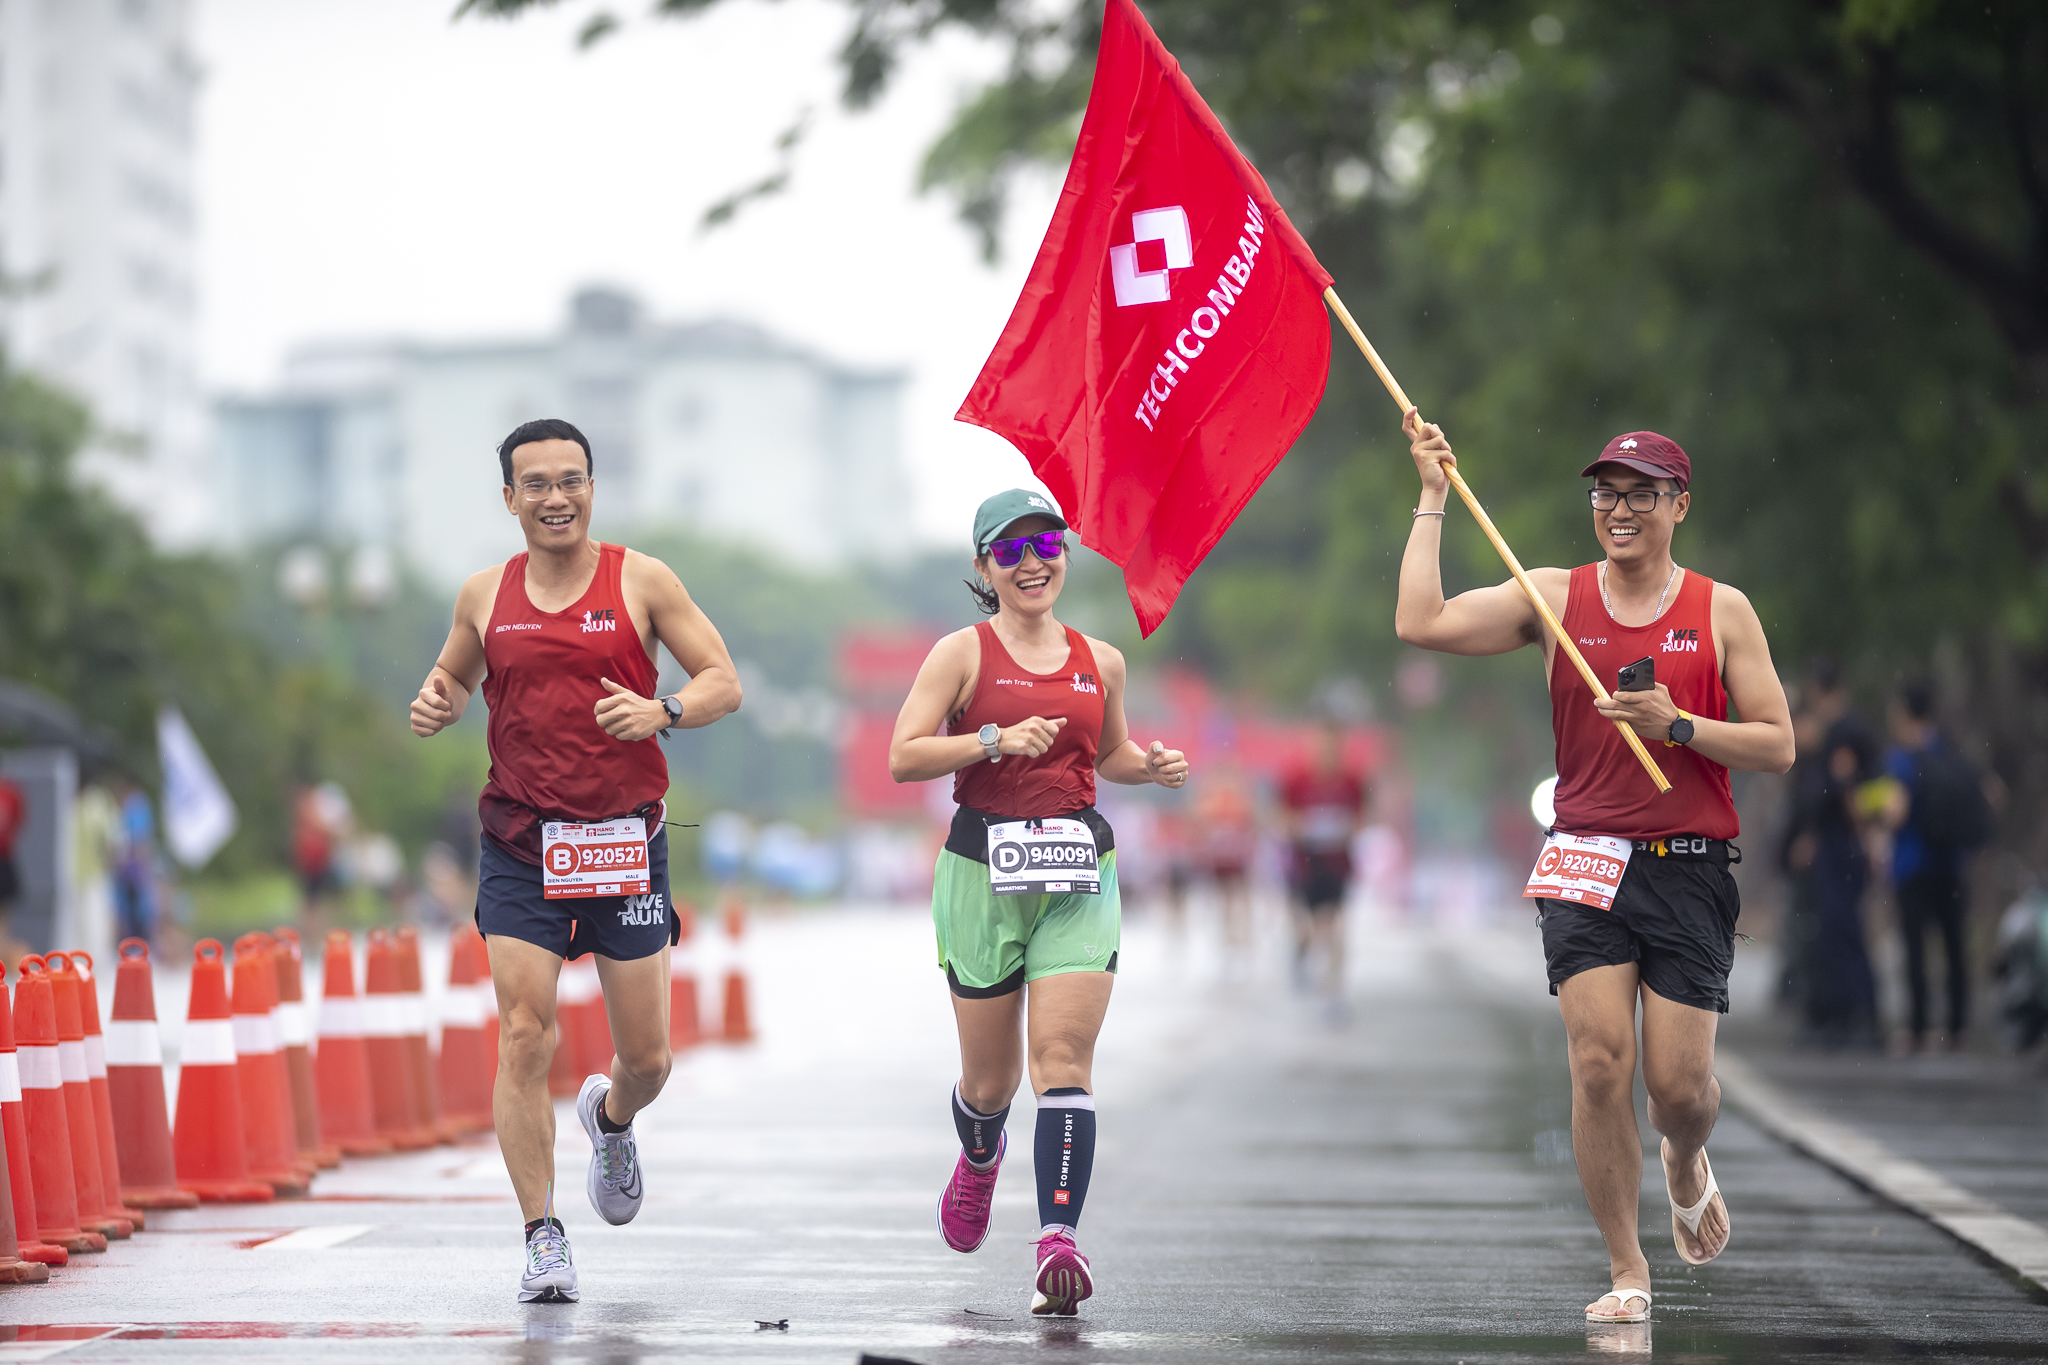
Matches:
[476,828,677,961]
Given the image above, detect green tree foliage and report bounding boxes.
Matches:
[0,365,483,877]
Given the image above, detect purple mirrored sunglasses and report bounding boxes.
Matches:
[986,529,1066,568]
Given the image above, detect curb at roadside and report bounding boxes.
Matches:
[1717,1049,2048,1295]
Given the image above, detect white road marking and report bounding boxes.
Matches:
[249,1224,375,1251]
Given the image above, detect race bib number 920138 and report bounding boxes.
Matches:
[1523,832,1632,911]
[542,819,650,900]
[986,816,1100,897]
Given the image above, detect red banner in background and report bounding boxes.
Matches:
[957,0,1334,637]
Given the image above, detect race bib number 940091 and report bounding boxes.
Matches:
[542,819,650,900]
[1523,832,1631,911]
[986,817,1101,897]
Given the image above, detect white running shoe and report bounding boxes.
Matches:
[518,1223,578,1303]
[577,1073,645,1226]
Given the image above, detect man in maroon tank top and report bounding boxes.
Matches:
[1396,419,1794,1324]
[409,419,741,1302]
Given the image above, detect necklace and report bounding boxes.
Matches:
[1602,560,1678,625]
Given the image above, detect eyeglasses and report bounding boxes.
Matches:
[986,530,1066,568]
[1590,488,1681,513]
[517,475,591,501]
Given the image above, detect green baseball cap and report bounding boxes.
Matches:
[972,489,1068,555]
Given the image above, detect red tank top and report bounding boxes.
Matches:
[1548,563,1737,841]
[477,543,668,863]
[949,622,1105,819]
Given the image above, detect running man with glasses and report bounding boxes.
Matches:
[410,418,742,1302]
[888,490,1189,1317]
[1395,424,1793,1324]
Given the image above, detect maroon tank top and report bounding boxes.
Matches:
[477,543,668,864]
[949,622,1105,819]
[1548,563,1737,841]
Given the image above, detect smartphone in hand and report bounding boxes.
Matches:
[1616,656,1655,693]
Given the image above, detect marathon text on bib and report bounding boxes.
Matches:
[542,818,650,899]
[986,816,1101,897]
[1523,831,1632,911]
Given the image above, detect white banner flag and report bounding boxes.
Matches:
[157,707,237,869]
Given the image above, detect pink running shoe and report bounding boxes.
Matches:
[1031,1227,1094,1316]
[937,1130,1005,1253]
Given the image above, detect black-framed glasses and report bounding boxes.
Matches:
[987,529,1066,568]
[518,475,592,501]
[1590,488,1680,513]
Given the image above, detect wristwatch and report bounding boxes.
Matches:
[660,695,684,730]
[978,723,1002,763]
[1667,710,1695,747]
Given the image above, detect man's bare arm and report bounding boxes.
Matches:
[1595,584,1795,774]
[1394,415,1554,656]
[410,567,498,738]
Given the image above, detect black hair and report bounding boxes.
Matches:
[1898,678,1936,721]
[497,418,592,486]
[964,575,1000,616]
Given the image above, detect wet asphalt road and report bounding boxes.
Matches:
[4,905,2045,1363]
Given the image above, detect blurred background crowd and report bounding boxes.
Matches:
[0,1,2043,1060]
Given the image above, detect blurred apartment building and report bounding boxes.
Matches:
[0,0,206,543]
[211,286,907,588]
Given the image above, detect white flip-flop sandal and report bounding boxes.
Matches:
[1665,1141,1729,1266]
[1586,1285,1651,1323]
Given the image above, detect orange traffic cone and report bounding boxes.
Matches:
[393,928,447,1144]
[231,935,310,1196]
[550,951,595,1098]
[102,939,197,1210]
[669,900,701,1050]
[172,939,275,1203]
[0,969,66,1265]
[312,932,388,1157]
[12,956,107,1250]
[270,930,337,1169]
[50,953,141,1234]
[0,1095,49,1281]
[436,926,492,1136]
[363,930,433,1150]
[719,895,755,1044]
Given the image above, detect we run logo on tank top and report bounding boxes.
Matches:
[581,608,618,635]
[1660,627,1700,654]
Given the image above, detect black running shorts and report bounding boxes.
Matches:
[1536,851,1740,1013]
[476,828,677,961]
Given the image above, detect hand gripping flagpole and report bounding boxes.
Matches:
[1323,287,1672,796]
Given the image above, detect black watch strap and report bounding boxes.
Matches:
[661,695,683,729]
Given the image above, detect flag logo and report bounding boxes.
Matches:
[1110,206,1193,306]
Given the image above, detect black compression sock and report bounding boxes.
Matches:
[596,1100,631,1135]
[525,1216,564,1240]
[952,1083,1011,1168]
[1034,1086,1096,1231]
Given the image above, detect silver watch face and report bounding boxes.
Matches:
[978,724,999,745]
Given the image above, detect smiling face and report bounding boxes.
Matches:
[1590,463,1688,566]
[974,514,1066,616]
[502,437,594,551]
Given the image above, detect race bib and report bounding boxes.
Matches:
[542,819,650,899]
[986,817,1100,897]
[1523,831,1631,911]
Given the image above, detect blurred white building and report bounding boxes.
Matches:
[212,287,908,586]
[0,0,206,543]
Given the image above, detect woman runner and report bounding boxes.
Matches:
[888,489,1189,1317]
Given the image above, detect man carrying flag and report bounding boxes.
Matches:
[1397,421,1794,1321]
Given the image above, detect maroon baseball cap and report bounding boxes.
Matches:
[1581,431,1690,489]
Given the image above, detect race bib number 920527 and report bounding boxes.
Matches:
[542,819,650,900]
[1523,832,1631,911]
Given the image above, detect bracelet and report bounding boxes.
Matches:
[1412,508,1446,518]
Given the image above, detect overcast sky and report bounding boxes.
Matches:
[194,0,1062,546]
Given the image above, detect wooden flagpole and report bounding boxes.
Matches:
[1323,286,1671,796]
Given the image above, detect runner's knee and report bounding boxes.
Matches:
[1642,1064,1715,1121]
[498,1007,552,1076]
[1567,1035,1635,1101]
[1029,1035,1092,1086]
[613,1038,671,1090]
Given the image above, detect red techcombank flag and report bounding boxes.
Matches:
[957,0,1334,636]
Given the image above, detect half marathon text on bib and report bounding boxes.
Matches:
[1523,832,1631,911]
[986,817,1100,897]
[542,819,649,900]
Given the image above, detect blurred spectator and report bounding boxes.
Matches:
[74,784,120,964]
[112,784,163,948]
[1883,680,1993,1052]
[1154,807,1193,936]
[293,780,353,927]
[0,773,25,966]
[1194,762,1257,962]
[1281,718,1367,1007]
[1779,663,1881,1049]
